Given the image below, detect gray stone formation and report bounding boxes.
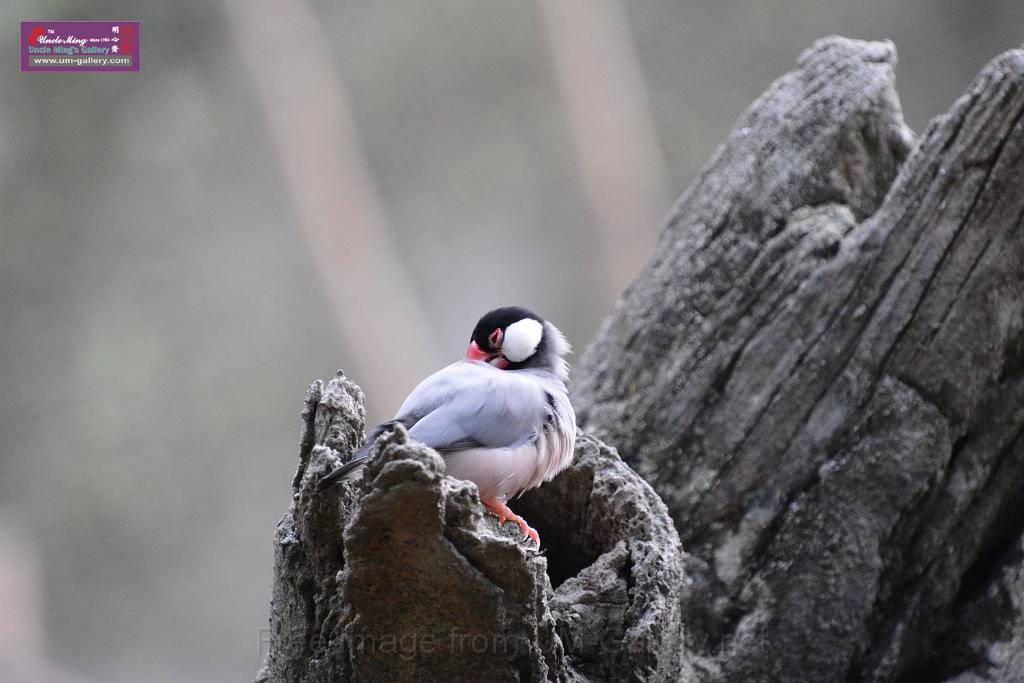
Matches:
[255,373,689,682]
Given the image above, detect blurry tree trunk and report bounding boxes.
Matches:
[225,0,440,417]
[536,0,672,296]
[256,37,1024,682]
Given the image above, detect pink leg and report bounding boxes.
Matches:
[480,496,540,547]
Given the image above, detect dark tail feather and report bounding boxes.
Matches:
[315,452,368,491]
[315,420,407,492]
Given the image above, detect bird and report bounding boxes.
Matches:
[317,306,576,547]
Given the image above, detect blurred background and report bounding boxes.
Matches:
[1,1,1021,681]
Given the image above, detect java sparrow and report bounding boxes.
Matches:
[317,306,576,546]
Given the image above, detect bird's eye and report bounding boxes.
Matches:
[488,328,503,350]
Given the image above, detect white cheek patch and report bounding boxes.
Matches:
[502,318,543,362]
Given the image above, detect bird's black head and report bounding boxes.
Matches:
[466,306,553,370]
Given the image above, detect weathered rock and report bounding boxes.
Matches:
[519,434,691,681]
[255,372,688,682]
[936,533,1024,682]
[574,37,1024,681]
[255,375,365,683]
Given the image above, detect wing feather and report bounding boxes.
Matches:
[398,361,548,453]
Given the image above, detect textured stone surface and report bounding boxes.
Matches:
[255,372,687,682]
[938,534,1024,683]
[574,37,1024,681]
[519,434,691,681]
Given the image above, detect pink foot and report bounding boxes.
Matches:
[481,496,540,547]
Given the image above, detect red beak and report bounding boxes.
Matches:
[465,340,491,362]
[466,341,510,369]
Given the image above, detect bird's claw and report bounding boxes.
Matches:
[481,496,541,549]
[520,521,540,548]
